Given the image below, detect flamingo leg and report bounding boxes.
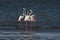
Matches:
[24,21,28,40]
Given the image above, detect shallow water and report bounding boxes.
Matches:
[0,31,60,40]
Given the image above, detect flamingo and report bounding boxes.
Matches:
[18,8,26,22]
[18,8,26,29]
[18,8,36,40]
[24,9,36,31]
[29,10,36,31]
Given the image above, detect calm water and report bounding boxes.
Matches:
[0,0,60,28]
[0,0,60,40]
[0,31,60,40]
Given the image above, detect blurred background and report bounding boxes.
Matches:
[0,0,60,31]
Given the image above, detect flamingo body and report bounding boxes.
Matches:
[30,14,36,22]
[18,15,24,22]
[24,15,31,21]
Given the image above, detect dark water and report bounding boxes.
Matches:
[0,0,60,28]
[0,0,60,40]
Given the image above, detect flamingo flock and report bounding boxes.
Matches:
[18,8,36,22]
[18,8,36,32]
